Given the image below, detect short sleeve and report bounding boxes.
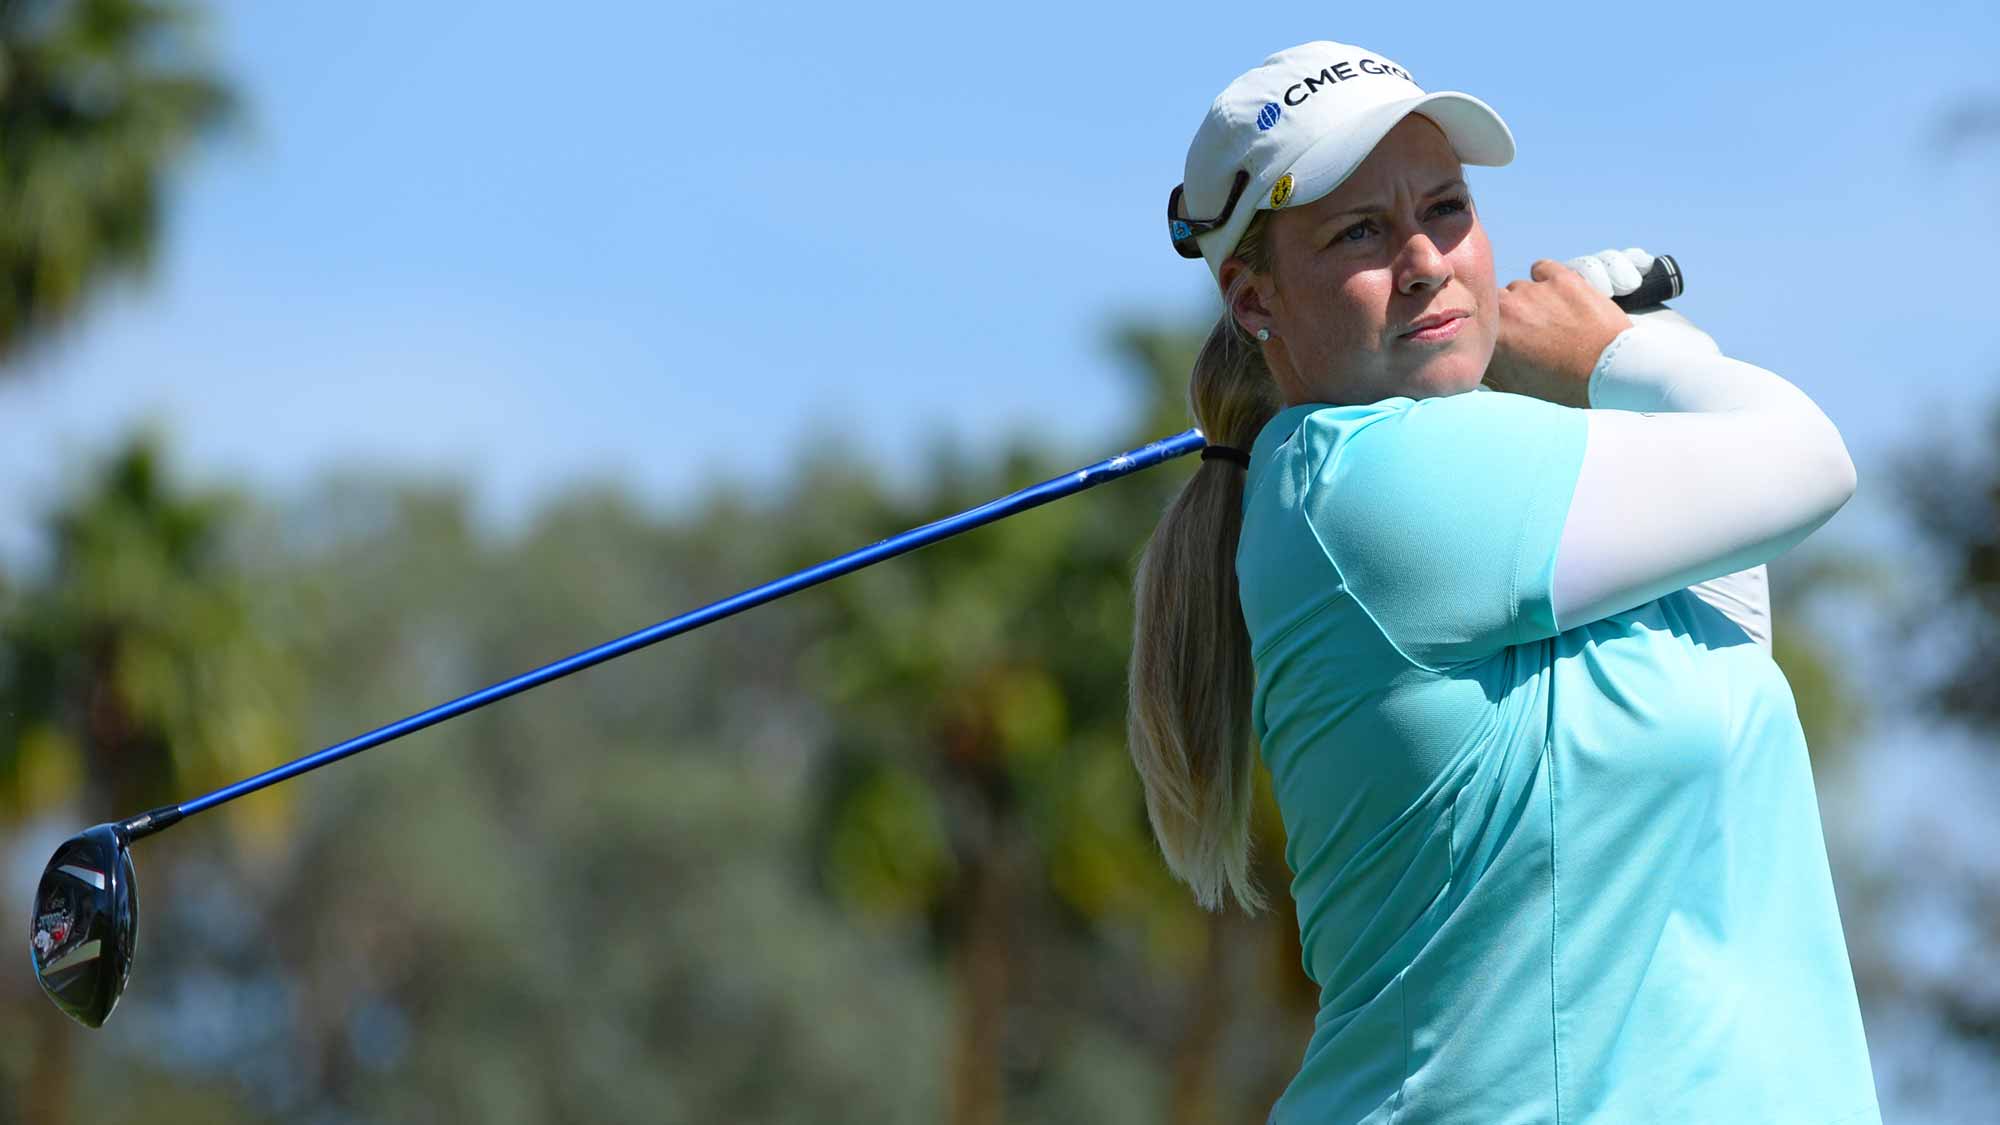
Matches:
[1298,390,1588,670]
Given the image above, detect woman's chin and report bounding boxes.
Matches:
[1406,359,1488,399]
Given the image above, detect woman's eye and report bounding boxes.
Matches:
[1328,197,1471,249]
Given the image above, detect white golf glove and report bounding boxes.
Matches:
[1564,247,1719,354]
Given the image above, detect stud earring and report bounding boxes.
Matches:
[1255,327,1271,342]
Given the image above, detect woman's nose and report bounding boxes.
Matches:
[1397,235,1453,295]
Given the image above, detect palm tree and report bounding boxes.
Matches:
[0,0,235,365]
[791,323,1321,1124]
[1,431,301,817]
[793,459,1179,1125]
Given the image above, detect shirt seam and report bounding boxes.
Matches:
[1294,410,1452,677]
[1293,399,1579,676]
[1547,657,1565,1125]
[1247,590,1344,666]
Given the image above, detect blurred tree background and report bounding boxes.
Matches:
[2,4,1997,1123]
[0,0,233,365]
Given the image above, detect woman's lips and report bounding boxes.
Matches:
[1400,316,1465,343]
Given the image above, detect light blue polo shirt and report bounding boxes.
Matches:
[1240,389,1879,1124]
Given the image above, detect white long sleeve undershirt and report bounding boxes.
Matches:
[1546,308,1857,650]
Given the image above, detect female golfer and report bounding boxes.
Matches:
[1128,40,1880,1124]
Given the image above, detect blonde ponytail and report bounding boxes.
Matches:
[1128,211,1285,914]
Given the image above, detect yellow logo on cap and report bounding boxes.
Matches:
[1269,174,1294,208]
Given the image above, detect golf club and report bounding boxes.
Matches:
[28,256,1681,1028]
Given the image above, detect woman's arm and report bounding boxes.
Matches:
[1612,307,1776,649]
[1548,319,1848,635]
[1308,272,1811,669]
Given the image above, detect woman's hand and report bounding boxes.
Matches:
[1482,258,1634,407]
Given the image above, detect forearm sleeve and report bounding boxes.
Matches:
[1548,319,1854,635]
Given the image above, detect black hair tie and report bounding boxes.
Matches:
[1200,445,1250,468]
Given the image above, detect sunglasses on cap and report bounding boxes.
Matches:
[1167,169,1251,259]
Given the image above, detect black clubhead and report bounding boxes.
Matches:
[29,824,139,1029]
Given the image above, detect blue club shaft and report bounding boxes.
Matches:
[121,428,1209,838]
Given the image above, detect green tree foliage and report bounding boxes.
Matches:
[1886,403,2000,732]
[793,323,1318,1124]
[1766,552,1882,768]
[106,476,951,1124]
[0,430,301,822]
[792,442,1193,1125]
[0,0,234,363]
[1820,393,2000,1121]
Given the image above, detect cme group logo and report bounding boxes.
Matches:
[1256,102,1281,130]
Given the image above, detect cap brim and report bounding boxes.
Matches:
[1279,91,1515,215]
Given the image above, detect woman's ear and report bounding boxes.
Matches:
[1218,257,1277,339]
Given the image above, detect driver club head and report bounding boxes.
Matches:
[29,823,139,1029]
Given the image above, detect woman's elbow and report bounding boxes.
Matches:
[1815,417,1860,512]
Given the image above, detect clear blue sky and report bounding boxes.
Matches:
[2,0,1996,562]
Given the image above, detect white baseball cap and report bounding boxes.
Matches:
[1169,41,1515,281]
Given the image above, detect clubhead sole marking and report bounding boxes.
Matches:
[40,939,103,975]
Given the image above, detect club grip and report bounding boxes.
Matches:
[1610,254,1682,311]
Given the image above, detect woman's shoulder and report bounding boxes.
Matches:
[1252,398,1412,470]
[1270,388,1575,472]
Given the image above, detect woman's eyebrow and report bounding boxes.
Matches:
[1321,178,1467,222]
